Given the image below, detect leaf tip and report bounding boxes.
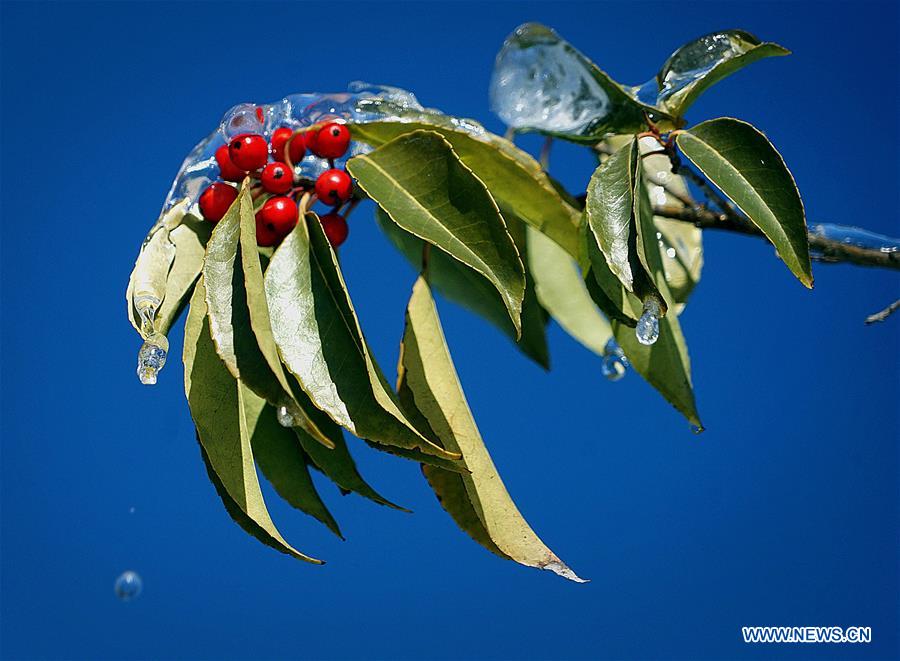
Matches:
[542,559,588,583]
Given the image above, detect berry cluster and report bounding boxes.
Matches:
[198,119,354,248]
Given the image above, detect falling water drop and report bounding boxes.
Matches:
[114,571,143,602]
[276,404,295,428]
[600,338,628,382]
[691,424,706,435]
[635,297,661,346]
[136,333,169,385]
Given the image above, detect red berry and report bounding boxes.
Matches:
[304,129,319,156]
[255,196,298,246]
[315,169,353,204]
[198,183,238,223]
[312,122,351,159]
[255,106,265,123]
[287,132,306,164]
[228,133,268,171]
[215,145,246,182]
[270,127,292,163]
[260,162,294,194]
[320,213,349,248]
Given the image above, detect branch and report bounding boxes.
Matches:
[864,299,900,325]
[653,204,900,271]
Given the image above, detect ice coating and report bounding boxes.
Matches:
[809,224,900,254]
[632,30,769,108]
[160,83,433,217]
[600,338,628,382]
[490,23,611,135]
[636,297,661,346]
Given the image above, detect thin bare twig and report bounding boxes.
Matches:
[864,299,900,325]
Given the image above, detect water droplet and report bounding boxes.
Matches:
[276,405,295,428]
[691,424,705,435]
[600,338,628,381]
[137,333,168,385]
[635,297,661,346]
[114,571,143,601]
[129,506,136,514]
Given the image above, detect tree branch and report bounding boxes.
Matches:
[864,299,900,325]
[652,204,900,271]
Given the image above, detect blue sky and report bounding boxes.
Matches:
[1,2,898,659]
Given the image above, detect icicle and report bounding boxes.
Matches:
[600,338,628,381]
[635,297,661,346]
[136,332,168,385]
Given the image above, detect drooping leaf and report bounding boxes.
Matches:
[656,30,790,116]
[398,276,585,582]
[676,117,812,287]
[375,207,548,368]
[247,394,343,539]
[526,225,611,355]
[183,277,321,563]
[126,201,211,336]
[489,22,676,141]
[584,138,663,310]
[347,129,526,333]
[264,213,460,464]
[350,121,581,257]
[202,182,332,447]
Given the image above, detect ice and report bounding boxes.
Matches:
[636,30,766,108]
[276,405,295,428]
[114,571,143,601]
[635,297,661,346]
[137,332,168,385]
[809,223,900,254]
[160,83,438,217]
[490,23,610,135]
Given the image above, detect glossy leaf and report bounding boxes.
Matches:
[376,207,549,368]
[350,121,581,257]
[247,395,343,539]
[202,182,331,447]
[264,213,459,463]
[183,278,321,563]
[347,129,526,333]
[657,30,790,116]
[527,225,611,355]
[398,276,585,582]
[676,118,812,287]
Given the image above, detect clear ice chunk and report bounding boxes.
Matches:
[635,297,661,346]
[276,405,295,428]
[600,338,628,382]
[137,333,169,385]
[490,23,611,135]
[219,103,265,139]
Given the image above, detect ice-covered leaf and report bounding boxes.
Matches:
[264,213,459,464]
[655,30,789,116]
[527,226,611,355]
[490,23,675,141]
[247,395,343,539]
[676,118,812,287]
[347,130,526,334]
[183,278,321,563]
[398,276,585,582]
[202,183,332,447]
[350,121,581,257]
[376,207,549,368]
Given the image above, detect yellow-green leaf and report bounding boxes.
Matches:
[398,276,585,582]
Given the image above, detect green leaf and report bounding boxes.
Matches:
[398,276,585,582]
[350,121,581,257]
[676,118,812,287]
[376,207,549,368]
[347,130,526,333]
[183,277,321,563]
[526,225,611,355]
[247,394,343,539]
[263,213,460,464]
[202,182,332,447]
[289,393,408,511]
[584,138,663,310]
[491,23,676,141]
[126,201,211,337]
[656,30,790,116]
